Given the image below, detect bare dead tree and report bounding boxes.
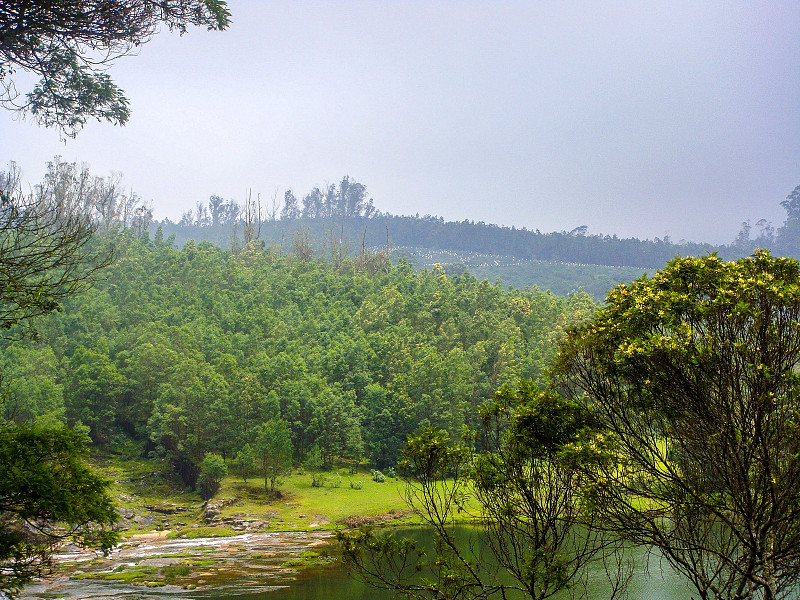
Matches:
[242,189,262,246]
[0,161,112,337]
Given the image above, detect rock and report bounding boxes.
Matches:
[134,515,155,527]
[144,504,189,515]
[203,509,221,524]
[246,520,268,531]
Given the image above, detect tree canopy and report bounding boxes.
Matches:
[0,0,230,136]
[0,179,592,487]
[554,251,800,600]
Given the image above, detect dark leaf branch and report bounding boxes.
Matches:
[1,1,230,135]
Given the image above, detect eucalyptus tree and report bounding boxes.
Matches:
[254,419,293,492]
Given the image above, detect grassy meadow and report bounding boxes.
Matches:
[97,456,433,538]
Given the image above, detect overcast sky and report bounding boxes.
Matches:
[2,1,798,244]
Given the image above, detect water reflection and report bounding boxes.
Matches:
[267,527,693,600]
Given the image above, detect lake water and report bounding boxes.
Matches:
[266,527,694,600]
[21,527,694,600]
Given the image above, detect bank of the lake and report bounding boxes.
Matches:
[95,456,423,539]
[19,529,337,599]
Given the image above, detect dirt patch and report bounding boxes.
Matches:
[339,509,414,528]
[128,530,169,541]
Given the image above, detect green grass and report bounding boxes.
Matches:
[184,559,219,567]
[161,563,192,582]
[75,562,203,586]
[282,550,335,567]
[75,565,159,583]
[215,469,416,529]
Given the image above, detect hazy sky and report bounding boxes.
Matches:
[2,1,798,244]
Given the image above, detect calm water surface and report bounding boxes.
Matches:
[265,527,693,600]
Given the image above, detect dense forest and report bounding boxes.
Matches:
[0,226,596,489]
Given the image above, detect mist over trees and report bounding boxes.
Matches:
[2,155,800,600]
[161,179,800,273]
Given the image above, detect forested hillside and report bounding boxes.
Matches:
[158,177,714,270]
[158,179,800,298]
[1,229,596,489]
[160,211,714,270]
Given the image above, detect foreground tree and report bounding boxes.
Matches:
[0,425,118,597]
[339,381,625,600]
[554,251,800,600]
[0,0,230,136]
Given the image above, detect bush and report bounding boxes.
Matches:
[330,473,342,488]
[371,469,385,483]
[385,467,397,478]
[350,480,363,490]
